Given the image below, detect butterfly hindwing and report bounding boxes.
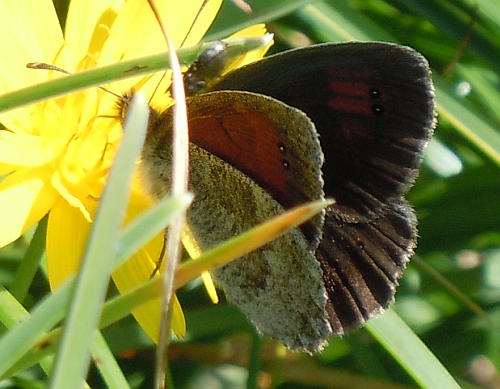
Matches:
[319,200,417,334]
[141,90,332,352]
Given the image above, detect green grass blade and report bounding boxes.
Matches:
[48,93,149,389]
[91,332,131,389]
[366,310,462,389]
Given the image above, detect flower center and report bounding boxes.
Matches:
[41,90,122,219]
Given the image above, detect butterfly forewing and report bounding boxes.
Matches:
[208,41,435,334]
[184,91,326,247]
[209,42,435,219]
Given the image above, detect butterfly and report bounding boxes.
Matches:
[130,40,435,353]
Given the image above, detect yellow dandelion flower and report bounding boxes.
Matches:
[0,0,272,342]
[0,0,269,343]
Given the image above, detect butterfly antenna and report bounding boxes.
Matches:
[180,0,212,47]
[26,62,125,100]
[147,0,213,100]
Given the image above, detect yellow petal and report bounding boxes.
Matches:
[0,132,56,168]
[0,1,64,134]
[51,170,93,222]
[170,296,186,339]
[0,166,58,247]
[97,0,222,105]
[229,24,273,67]
[64,0,124,70]
[0,0,63,91]
[46,196,94,288]
[45,180,186,336]
[183,225,219,303]
[0,107,35,137]
[100,0,222,64]
[112,189,186,338]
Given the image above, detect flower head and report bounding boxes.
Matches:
[0,0,270,341]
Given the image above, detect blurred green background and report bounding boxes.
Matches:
[2,0,500,388]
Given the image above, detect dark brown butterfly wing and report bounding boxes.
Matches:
[208,42,435,333]
[143,91,332,352]
[319,200,417,333]
[145,89,326,247]
[210,42,435,218]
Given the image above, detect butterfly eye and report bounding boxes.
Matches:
[184,41,228,96]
